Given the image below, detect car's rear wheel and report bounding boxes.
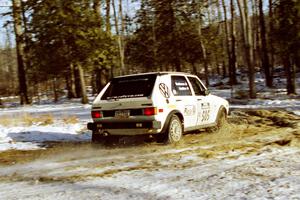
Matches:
[91,132,103,143]
[157,115,183,144]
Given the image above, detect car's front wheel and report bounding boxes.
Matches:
[207,108,227,133]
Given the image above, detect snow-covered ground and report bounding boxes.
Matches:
[0,146,299,200]
[0,102,92,152]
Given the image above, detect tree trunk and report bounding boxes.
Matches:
[21,0,31,79]
[268,0,275,77]
[229,0,237,85]
[105,0,111,33]
[66,69,76,99]
[12,0,29,105]
[198,3,209,86]
[77,64,88,104]
[222,61,227,78]
[112,0,125,75]
[52,77,58,102]
[93,0,102,25]
[258,0,272,87]
[100,68,109,89]
[237,0,256,98]
[284,56,296,94]
[95,67,109,93]
[73,64,82,98]
[35,81,40,104]
[250,0,258,68]
[192,62,197,75]
[119,0,126,74]
[221,0,231,80]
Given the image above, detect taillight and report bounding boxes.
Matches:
[143,107,157,116]
[92,111,102,118]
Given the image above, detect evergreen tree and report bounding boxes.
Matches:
[273,0,299,94]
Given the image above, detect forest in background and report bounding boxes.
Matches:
[0,0,299,105]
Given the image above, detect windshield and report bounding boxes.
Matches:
[101,74,157,100]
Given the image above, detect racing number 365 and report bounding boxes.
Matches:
[202,108,210,122]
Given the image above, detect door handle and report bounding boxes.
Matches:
[176,99,182,102]
[197,99,202,101]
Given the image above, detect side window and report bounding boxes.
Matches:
[171,76,192,96]
[188,77,206,96]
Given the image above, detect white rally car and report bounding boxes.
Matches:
[87,72,229,143]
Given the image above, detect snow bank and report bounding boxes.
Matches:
[0,123,90,152]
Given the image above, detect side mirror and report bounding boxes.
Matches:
[204,90,210,96]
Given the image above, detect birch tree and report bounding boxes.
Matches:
[112,0,126,75]
[12,0,30,104]
[197,1,209,86]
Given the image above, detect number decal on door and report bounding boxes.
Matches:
[201,102,210,122]
[201,109,210,122]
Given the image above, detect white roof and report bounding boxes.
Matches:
[114,71,193,79]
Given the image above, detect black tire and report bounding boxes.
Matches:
[216,109,226,129]
[157,115,183,144]
[92,133,120,146]
[91,132,103,143]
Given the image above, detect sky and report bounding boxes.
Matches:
[0,1,13,48]
[0,0,139,48]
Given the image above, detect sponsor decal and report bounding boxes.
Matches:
[168,104,176,109]
[159,83,170,98]
[184,105,196,116]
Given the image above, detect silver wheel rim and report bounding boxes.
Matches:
[169,119,182,142]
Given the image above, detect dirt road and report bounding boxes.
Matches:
[0,110,299,199]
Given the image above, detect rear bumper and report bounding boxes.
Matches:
[87,121,162,133]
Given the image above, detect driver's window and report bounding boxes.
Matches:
[188,77,206,96]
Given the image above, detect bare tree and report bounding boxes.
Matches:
[78,64,88,104]
[112,0,125,75]
[119,0,126,74]
[93,0,102,25]
[221,0,230,78]
[258,0,272,87]
[229,0,237,85]
[12,0,30,104]
[237,0,256,98]
[197,2,209,86]
[268,0,275,74]
[106,0,111,33]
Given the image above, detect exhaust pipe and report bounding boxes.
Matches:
[103,131,109,136]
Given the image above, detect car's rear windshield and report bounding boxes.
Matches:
[101,74,157,100]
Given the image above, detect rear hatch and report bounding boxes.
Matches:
[92,74,157,120]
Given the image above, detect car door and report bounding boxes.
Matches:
[187,76,212,127]
[170,76,197,130]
